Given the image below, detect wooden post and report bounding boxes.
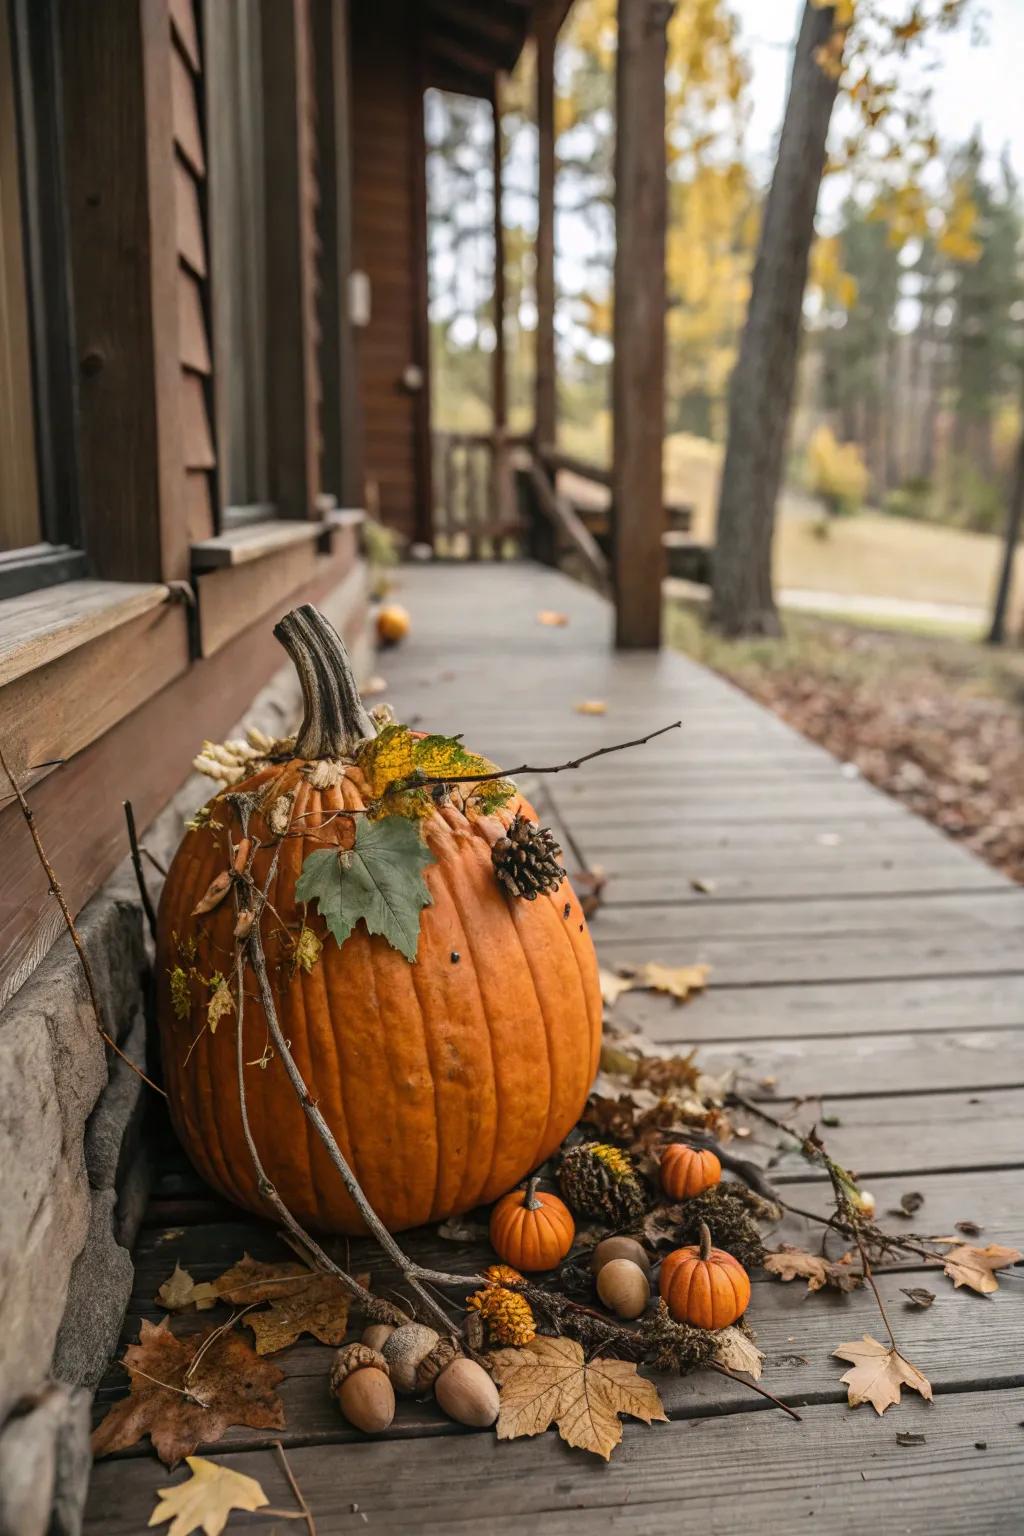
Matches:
[611,0,672,649]
[261,0,321,518]
[491,77,512,538]
[534,6,557,455]
[313,0,363,509]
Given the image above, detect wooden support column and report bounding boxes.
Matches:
[611,0,672,649]
[313,0,363,509]
[533,6,557,454]
[491,77,512,533]
[261,0,321,518]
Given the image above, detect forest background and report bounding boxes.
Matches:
[424,0,1024,633]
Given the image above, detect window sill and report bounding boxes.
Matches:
[0,579,172,689]
[191,518,329,570]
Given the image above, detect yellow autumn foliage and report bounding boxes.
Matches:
[806,426,869,513]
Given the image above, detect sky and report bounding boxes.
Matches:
[736,0,1023,188]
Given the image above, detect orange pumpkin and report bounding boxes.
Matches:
[659,1222,750,1328]
[156,606,602,1235]
[660,1144,721,1201]
[490,1177,575,1271]
[376,604,410,645]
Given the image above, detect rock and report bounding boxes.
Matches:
[51,1190,133,1394]
[0,1382,88,1536]
[0,898,144,1424]
[83,1007,147,1192]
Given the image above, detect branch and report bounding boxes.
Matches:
[386,720,683,794]
[273,1440,317,1536]
[0,746,167,1099]
[709,1361,803,1422]
[123,800,157,942]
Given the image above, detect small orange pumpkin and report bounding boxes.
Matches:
[659,1222,750,1329]
[376,603,410,645]
[490,1177,575,1272]
[660,1144,721,1201]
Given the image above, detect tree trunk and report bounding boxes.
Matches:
[986,408,1024,645]
[709,1,843,636]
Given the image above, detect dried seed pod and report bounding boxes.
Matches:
[433,1357,500,1428]
[381,1323,440,1394]
[329,1343,395,1433]
[361,1323,397,1353]
[590,1236,651,1277]
[596,1257,650,1320]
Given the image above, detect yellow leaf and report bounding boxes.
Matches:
[832,1334,932,1415]
[149,1456,268,1536]
[294,926,322,973]
[492,1335,667,1460]
[575,700,607,715]
[155,1263,209,1314]
[635,960,710,1003]
[206,977,234,1035]
[942,1243,1021,1295]
[599,968,636,1008]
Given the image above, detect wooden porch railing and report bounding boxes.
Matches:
[431,430,525,560]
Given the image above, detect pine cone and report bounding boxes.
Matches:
[491,815,565,900]
[559,1143,647,1226]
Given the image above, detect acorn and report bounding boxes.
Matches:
[590,1236,651,1278]
[434,1357,500,1428]
[381,1323,440,1394]
[361,1323,397,1353]
[595,1257,650,1320]
[329,1343,395,1433]
[414,1336,461,1393]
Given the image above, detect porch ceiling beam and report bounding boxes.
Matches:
[612,0,673,649]
[423,0,524,70]
[425,31,501,87]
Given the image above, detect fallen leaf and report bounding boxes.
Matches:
[575,700,607,715]
[195,1255,357,1351]
[832,1334,932,1415]
[901,1287,935,1309]
[896,1431,927,1447]
[955,1219,983,1237]
[762,1246,833,1292]
[149,1455,268,1536]
[437,1215,490,1244]
[713,1327,764,1380]
[92,1319,284,1466]
[491,1334,666,1460]
[942,1243,1022,1295]
[156,1264,216,1314]
[892,1190,924,1217]
[599,968,636,1008]
[536,610,568,626]
[635,961,710,1003]
[689,877,716,895]
[360,674,388,696]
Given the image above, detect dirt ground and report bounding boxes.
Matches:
[667,602,1024,885]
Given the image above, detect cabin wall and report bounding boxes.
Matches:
[350,0,431,545]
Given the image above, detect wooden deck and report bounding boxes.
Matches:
[86,564,1024,1532]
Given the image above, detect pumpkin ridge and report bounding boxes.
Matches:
[427,817,538,1210]
[278,781,326,1221]
[402,876,450,1226]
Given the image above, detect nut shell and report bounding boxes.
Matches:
[596,1257,650,1320]
[590,1236,651,1277]
[382,1323,440,1394]
[434,1357,500,1427]
[329,1342,389,1391]
[337,1368,396,1433]
[361,1323,397,1353]
[415,1336,461,1393]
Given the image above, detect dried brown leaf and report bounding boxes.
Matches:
[832,1334,932,1415]
[762,1245,833,1292]
[942,1243,1021,1295]
[149,1455,268,1536]
[191,870,232,917]
[91,1319,284,1466]
[901,1287,936,1309]
[492,1334,667,1460]
[713,1327,764,1380]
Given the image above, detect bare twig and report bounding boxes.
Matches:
[0,746,167,1098]
[273,1440,317,1536]
[142,845,168,878]
[123,799,157,942]
[384,719,683,794]
[709,1361,802,1422]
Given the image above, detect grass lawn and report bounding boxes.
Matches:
[666,600,1024,884]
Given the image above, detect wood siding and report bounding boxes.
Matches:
[350,1,429,543]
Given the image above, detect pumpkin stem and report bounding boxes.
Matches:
[698,1221,712,1261]
[274,605,378,759]
[523,1175,543,1211]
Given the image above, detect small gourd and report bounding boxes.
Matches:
[660,1144,721,1201]
[590,1235,651,1277]
[659,1222,750,1329]
[490,1176,575,1272]
[596,1257,650,1320]
[376,603,411,645]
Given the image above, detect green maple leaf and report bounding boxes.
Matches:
[294,815,435,961]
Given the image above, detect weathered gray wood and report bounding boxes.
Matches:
[85,1387,1024,1534]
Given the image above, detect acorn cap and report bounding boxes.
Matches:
[414,1336,462,1392]
[329,1342,388,1395]
[382,1323,441,1394]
